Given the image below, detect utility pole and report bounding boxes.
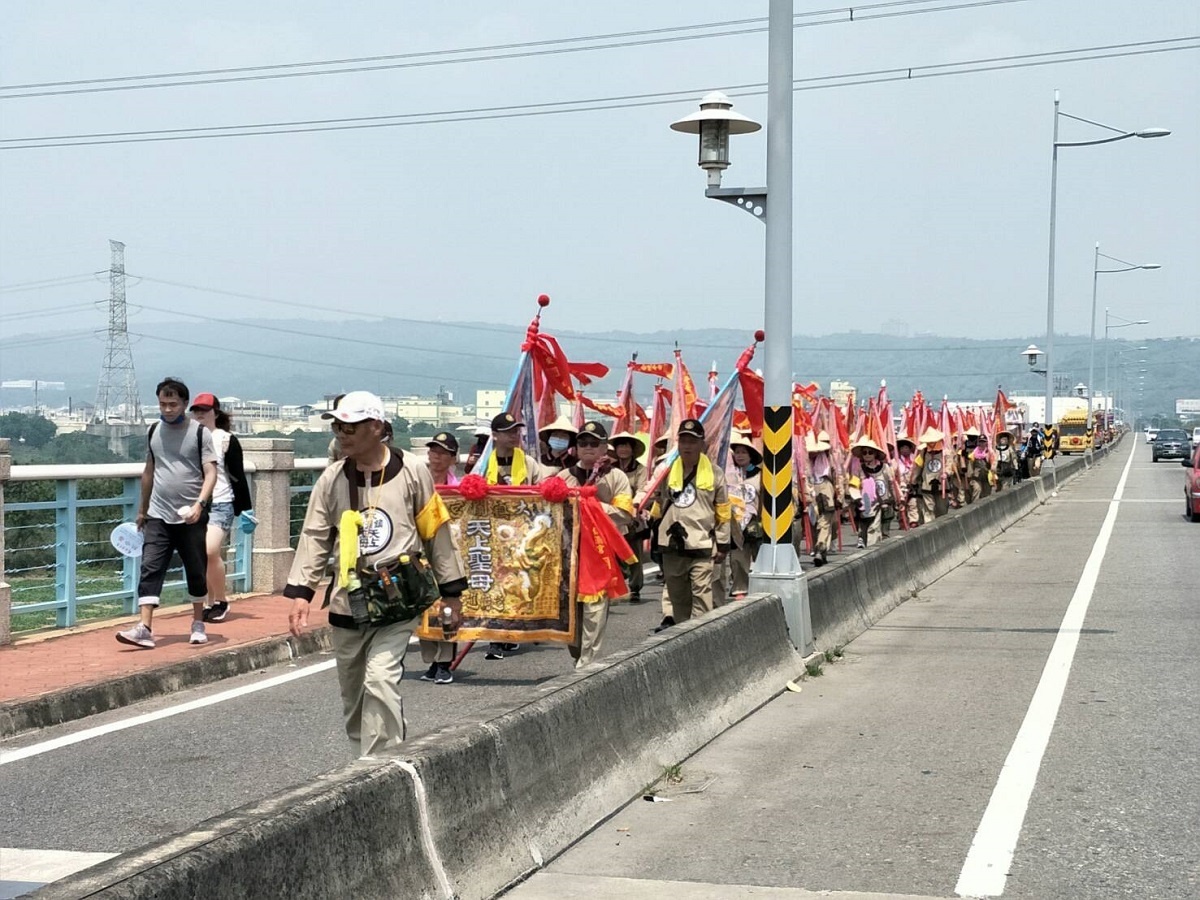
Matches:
[93,240,143,424]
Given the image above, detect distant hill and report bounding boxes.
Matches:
[1,317,1195,423]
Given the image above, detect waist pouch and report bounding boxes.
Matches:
[347,553,440,627]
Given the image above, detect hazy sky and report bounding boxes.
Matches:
[2,1,1197,353]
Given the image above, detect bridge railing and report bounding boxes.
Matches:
[0,437,328,644]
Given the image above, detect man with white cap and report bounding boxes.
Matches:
[805,430,841,567]
[285,390,467,757]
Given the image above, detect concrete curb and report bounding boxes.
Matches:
[35,597,805,900]
[0,628,332,739]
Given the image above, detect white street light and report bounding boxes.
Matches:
[1087,244,1160,426]
[1042,92,1168,434]
[670,92,762,188]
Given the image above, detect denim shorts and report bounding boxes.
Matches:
[208,501,236,532]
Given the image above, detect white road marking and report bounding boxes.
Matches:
[955,440,1137,897]
[0,659,336,767]
[0,847,117,881]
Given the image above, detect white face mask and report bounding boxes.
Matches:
[548,436,570,453]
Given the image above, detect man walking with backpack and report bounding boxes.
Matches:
[116,377,217,649]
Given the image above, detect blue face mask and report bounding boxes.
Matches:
[548,436,571,453]
[160,412,186,424]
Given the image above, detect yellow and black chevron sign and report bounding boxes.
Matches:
[759,405,793,544]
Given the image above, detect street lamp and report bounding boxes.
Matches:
[1087,245,1159,425]
[1105,312,1150,427]
[670,0,807,647]
[1042,91,1167,433]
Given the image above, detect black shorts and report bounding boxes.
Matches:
[138,516,209,604]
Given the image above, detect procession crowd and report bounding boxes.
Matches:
[114,371,1059,760]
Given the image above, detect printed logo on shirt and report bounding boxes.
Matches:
[359,508,394,556]
[672,483,697,509]
[926,455,943,475]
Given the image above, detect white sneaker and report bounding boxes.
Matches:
[116,623,155,649]
[189,621,208,645]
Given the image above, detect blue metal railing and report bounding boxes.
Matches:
[5,467,253,629]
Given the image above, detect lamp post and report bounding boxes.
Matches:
[671,0,809,650]
[1112,346,1147,426]
[1087,246,1158,425]
[1042,91,1167,434]
[1104,312,1150,428]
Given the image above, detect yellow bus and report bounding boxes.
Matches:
[1058,408,1091,454]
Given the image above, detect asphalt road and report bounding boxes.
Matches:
[0,584,678,857]
[510,440,1199,900]
[5,440,1196,900]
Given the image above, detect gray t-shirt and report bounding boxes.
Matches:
[146,419,217,524]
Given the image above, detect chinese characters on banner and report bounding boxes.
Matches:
[416,488,579,643]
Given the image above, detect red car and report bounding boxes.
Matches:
[1185,443,1200,522]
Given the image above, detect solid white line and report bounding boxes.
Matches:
[955,440,1137,897]
[0,659,336,767]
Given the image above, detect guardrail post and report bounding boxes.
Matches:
[55,479,79,627]
[239,438,296,593]
[0,439,11,644]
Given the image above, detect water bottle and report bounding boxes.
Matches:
[441,605,455,640]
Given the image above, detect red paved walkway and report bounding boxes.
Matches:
[0,594,330,705]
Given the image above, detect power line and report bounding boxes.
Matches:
[0,273,100,291]
[0,0,1026,99]
[4,37,1193,150]
[130,302,516,362]
[0,302,97,321]
[126,331,455,383]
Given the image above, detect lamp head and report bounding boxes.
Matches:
[1139,264,1161,270]
[1022,344,1043,367]
[671,91,762,187]
[1135,128,1170,139]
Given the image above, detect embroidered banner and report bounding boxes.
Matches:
[416,487,579,643]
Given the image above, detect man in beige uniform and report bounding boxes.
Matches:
[554,421,634,666]
[908,426,958,521]
[806,430,842,567]
[611,430,649,603]
[649,419,731,626]
[483,411,548,659]
[286,391,467,757]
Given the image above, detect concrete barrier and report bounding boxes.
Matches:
[805,447,1095,651]
[36,447,1113,900]
[37,596,805,900]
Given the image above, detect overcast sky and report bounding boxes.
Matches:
[2,0,1197,354]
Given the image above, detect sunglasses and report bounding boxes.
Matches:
[331,420,361,435]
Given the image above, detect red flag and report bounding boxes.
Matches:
[613,361,637,435]
[631,362,673,378]
[575,493,637,602]
[647,384,671,450]
[737,368,764,439]
[571,392,586,430]
[523,332,575,400]
[581,394,622,419]
[568,361,609,385]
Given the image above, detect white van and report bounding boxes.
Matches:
[1192,426,1200,447]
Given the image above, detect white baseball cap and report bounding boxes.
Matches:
[322,390,386,424]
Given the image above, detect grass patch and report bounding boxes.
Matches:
[805,659,824,678]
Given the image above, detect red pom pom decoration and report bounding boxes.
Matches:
[458,473,490,501]
[754,329,766,342]
[537,294,551,307]
[578,485,598,499]
[538,477,570,503]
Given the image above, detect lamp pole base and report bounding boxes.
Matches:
[749,542,812,656]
